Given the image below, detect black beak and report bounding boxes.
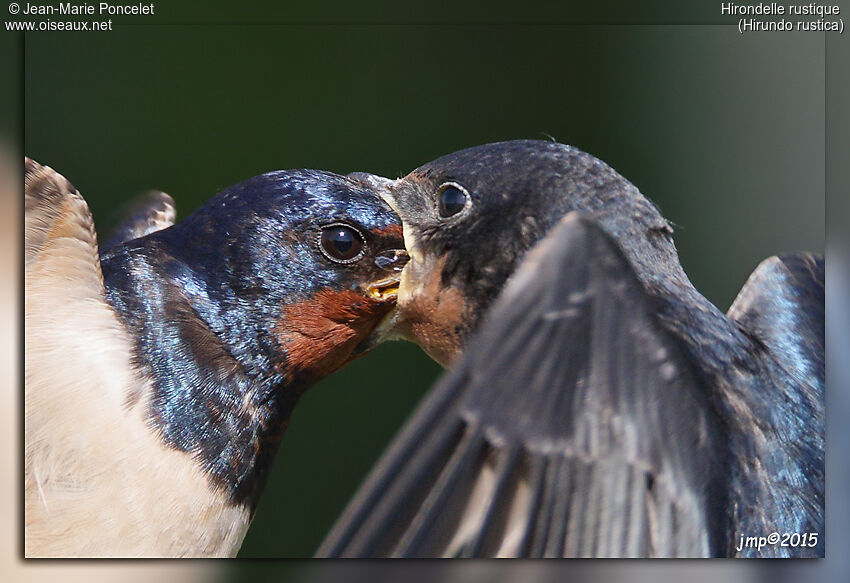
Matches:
[374,249,409,272]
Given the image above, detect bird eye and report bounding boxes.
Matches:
[318,224,366,263]
[437,182,470,219]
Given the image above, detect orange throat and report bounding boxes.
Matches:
[274,289,394,384]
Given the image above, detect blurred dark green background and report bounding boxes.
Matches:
[22,18,823,563]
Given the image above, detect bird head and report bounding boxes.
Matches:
[100,169,409,507]
[104,169,408,392]
[373,140,677,366]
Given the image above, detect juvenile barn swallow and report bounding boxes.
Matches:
[24,158,406,557]
[319,140,825,558]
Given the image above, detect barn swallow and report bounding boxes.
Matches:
[319,140,824,557]
[24,158,406,557]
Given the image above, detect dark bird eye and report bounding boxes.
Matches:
[319,224,365,263]
[437,183,470,218]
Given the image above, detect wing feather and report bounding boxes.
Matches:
[102,190,176,251]
[727,253,824,392]
[25,157,100,277]
[318,213,725,557]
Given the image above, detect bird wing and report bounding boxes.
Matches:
[24,159,252,557]
[318,213,726,558]
[102,189,176,251]
[25,157,102,276]
[727,253,824,394]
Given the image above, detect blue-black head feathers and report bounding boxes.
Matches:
[100,169,404,510]
[380,139,679,365]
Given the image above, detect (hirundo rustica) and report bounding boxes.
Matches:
[24,158,406,557]
[318,140,824,557]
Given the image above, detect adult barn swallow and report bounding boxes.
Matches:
[24,158,405,557]
[319,140,824,557]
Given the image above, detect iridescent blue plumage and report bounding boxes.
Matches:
[725,253,824,555]
[100,169,404,510]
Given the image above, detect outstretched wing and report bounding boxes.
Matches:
[318,213,726,558]
[102,189,176,251]
[727,253,824,394]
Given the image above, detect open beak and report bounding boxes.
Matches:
[366,274,402,300]
[365,248,409,300]
[352,249,409,355]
